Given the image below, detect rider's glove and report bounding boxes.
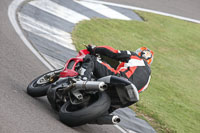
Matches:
[87,45,95,55]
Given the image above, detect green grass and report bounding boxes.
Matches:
[72,11,200,133]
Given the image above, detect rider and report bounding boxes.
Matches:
[80,45,154,108]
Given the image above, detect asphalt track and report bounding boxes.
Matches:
[0,0,121,132]
[103,0,200,20]
[1,0,200,133]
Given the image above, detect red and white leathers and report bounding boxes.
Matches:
[81,46,151,93]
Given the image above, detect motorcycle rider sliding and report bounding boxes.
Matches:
[80,45,154,110]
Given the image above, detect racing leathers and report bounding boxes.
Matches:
[81,45,151,93]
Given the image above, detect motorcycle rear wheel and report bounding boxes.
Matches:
[27,69,61,97]
[59,92,111,127]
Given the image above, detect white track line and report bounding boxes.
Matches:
[18,13,75,50]
[78,0,200,24]
[75,0,131,20]
[8,0,55,70]
[114,125,131,133]
[30,0,90,24]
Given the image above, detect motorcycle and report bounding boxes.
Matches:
[27,47,139,127]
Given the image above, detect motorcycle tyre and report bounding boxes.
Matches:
[59,92,111,127]
[27,69,61,97]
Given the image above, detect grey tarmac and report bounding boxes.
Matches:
[0,0,121,132]
[103,0,200,20]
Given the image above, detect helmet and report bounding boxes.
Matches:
[135,47,154,65]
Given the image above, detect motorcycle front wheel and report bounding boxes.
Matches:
[59,92,111,127]
[27,69,62,97]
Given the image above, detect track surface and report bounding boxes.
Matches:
[0,0,121,133]
[1,0,199,132]
[103,0,200,20]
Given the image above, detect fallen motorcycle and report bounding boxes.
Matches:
[27,48,139,127]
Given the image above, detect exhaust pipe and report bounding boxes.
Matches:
[75,81,107,91]
[90,115,121,125]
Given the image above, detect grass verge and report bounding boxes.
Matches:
[72,11,200,133]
